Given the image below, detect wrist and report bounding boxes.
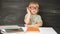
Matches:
[27,13,31,16]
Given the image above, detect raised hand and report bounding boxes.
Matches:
[27,7,31,14]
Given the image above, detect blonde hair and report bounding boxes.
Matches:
[28,1,39,8]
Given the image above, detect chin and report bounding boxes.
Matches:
[31,12,37,15]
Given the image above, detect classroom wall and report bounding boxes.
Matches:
[0,0,27,26]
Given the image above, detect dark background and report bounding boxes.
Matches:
[0,0,60,34]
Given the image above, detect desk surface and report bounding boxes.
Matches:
[0,25,57,34]
[22,27,57,34]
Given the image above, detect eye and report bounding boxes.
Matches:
[28,6,39,10]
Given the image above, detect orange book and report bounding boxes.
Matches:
[26,27,40,32]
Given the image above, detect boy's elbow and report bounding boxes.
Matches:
[25,21,29,25]
[39,22,43,27]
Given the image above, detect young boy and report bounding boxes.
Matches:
[24,1,43,27]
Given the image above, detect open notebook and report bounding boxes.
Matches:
[0,25,24,34]
[1,28,24,33]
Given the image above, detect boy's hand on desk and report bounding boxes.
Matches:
[25,24,38,27]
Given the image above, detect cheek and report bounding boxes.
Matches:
[31,10,38,14]
[31,10,37,12]
[31,10,38,13]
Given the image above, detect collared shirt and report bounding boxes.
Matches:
[24,14,42,24]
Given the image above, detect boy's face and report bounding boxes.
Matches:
[28,4,39,15]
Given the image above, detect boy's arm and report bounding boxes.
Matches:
[24,14,31,25]
[24,7,31,25]
[25,22,43,27]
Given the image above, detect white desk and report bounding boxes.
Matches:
[0,26,57,34]
[22,27,57,34]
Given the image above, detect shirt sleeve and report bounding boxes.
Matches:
[36,15,43,23]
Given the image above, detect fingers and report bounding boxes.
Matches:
[27,7,29,12]
[26,7,28,13]
[26,7,31,14]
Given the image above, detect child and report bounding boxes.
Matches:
[24,1,43,27]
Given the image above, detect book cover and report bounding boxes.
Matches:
[26,27,40,32]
